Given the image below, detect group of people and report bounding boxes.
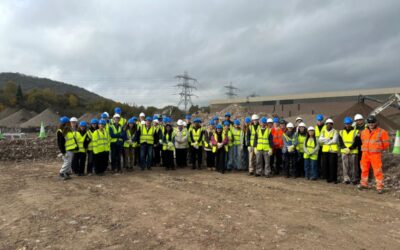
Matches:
[57,107,390,194]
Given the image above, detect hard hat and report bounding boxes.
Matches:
[145,116,152,121]
[273,117,280,123]
[216,124,223,129]
[99,119,106,125]
[101,113,108,119]
[193,118,201,123]
[296,117,303,122]
[316,114,324,121]
[260,117,267,124]
[280,119,286,125]
[354,114,364,121]
[128,118,135,124]
[153,115,159,120]
[185,114,191,120]
[325,118,334,124]
[139,112,145,117]
[286,122,294,128]
[153,119,159,124]
[307,126,315,131]
[251,114,259,120]
[223,121,230,126]
[209,120,215,126]
[234,119,240,125]
[131,116,138,121]
[213,115,219,120]
[177,119,184,126]
[267,118,273,123]
[59,116,70,124]
[225,112,231,117]
[141,121,146,125]
[79,121,87,127]
[90,118,99,124]
[163,117,168,123]
[114,107,122,114]
[245,117,251,124]
[367,115,377,123]
[70,117,78,122]
[298,122,306,127]
[113,114,120,118]
[344,117,353,125]
[166,117,172,123]
[182,121,187,126]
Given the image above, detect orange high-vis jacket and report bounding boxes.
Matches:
[271,127,284,149]
[360,127,390,153]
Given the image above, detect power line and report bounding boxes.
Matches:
[224,82,239,99]
[174,71,198,112]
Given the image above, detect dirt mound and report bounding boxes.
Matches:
[333,103,400,133]
[79,112,100,122]
[20,108,60,128]
[0,107,19,119]
[217,104,247,118]
[0,109,37,128]
[0,137,58,161]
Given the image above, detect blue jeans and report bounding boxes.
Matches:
[140,144,153,170]
[226,146,234,170]
[232,145,242,170]
[304,158,318,180]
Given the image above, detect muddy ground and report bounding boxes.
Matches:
[0,161,400,250]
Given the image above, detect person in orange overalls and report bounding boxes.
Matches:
[358,115,390,194]
[270,118,285,175]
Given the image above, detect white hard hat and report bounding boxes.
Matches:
[267,118,273,123]
[325,118,334,124]
[298,122,306,127]
[140,120,145,125]
[251,114,259,120]
[287,122,294,128]
[354,114,364,121]
[177,119,184,126]
[307,126,315,131]
[139,112,145,117]
[70,117,78,122]
[153,119,159,123]
[182,121,187,126]
[296,117,303,121]
[113,114,120,118]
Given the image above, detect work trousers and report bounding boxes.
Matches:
[124,147,135,170]
[191,147,203,169]
[72,152,86,175]
[283,152,297,177]
[215,149,226,173]
[60,151,74,174]
[93,151,109,174]
[87,150,94,174]
[360,152,384,190]
[140,144,153,170]
[270,148,282,175]
[256,151,271,176]
[342,153,357,183]
[110,143,122,171]
[175,148,187,167]
[162,150,175,170]
[322,152,338,183]
[206,150,215,168]
[248,147,257,174]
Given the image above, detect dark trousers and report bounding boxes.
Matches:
[176,148,187,167]
[140,144,153,170]
[87,150,94,174]
[317,148,323,179]
[322,152,338,183]
[110,143,122,171]
[206,151,215,168]
[162,150,175,170]
[191,147,203,169]
[94,152,109,174]
[72,152,86,175]
[270,148,282,174]
[134,147,140,166]
[241,145,249,171]
[356,151,362,182]
[296,153,305,177]
[215,149,226,173]
[283,152,297,177]
[153,145,161,166]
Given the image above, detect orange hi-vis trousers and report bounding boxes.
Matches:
[360,152,384,190]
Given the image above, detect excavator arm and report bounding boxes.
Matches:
[370,93,400,116]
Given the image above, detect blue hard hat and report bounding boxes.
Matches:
[79,121,87,127]
[245,117,251,124]
[194,118,201,123]
[234,119,240,125]
[114,107,122,114]
[146,116,152,121]
[225,112,231,117]
[185,114,191,119]
[132,116,138,121]
[153,115,159,120]
[128,118,135,124]
[165,117,171,124]
[163,117,168,123]
[316,114,324,121]
[344,117,353,125]
[216,124,223,129]
[59,116,70,124]
[223,121,230,126]
[260,117,267,124]
[213,116,219,120]
[90,118,98,124]
[273,117,279,123]
[101,113,108,118]
[209,120,215,126]
[99,119,106,125]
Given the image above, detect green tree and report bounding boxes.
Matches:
[68,94,78,107]
[16,85,24,106]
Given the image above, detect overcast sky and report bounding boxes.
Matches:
[0,0,399,108]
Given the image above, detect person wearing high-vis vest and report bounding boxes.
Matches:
[190,118,204,170]
[152,118,162,167]
[211,124,228,174]
[246,114,260,175]
[162,123,176,170]
[295,122,307,178]
[303,127,320,180]
[109,114,124,173]
[358,115,390,194]
[114,107,127,127]
[318,119,339,183]
[57,116,77,180]
[253,117,274,177]
[232,119,243,170]
[270,118,284,175]
[339,117,361,184]
[122,118,138,171]
[174,119,188,168]
[314,114,326,178]
[92,119,110,175]
[241,117,251,172]
[72,121,90,176]
[86,119,98,175]
[204,120,216,170]
[354,113,366,184]
[283,123,298,178]
[224,121,234,171]
[135,116,157,171]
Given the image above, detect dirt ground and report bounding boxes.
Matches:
[1,161,400,250]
